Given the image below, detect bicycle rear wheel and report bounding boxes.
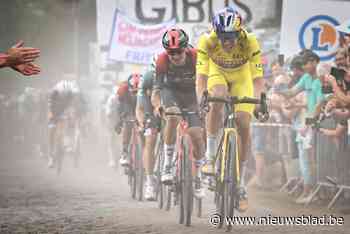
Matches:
[73,133,80,168]
[135,140,144,201]
[129,142,137,199]
[155,138,164,209]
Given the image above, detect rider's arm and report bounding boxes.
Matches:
[151,88,161,110]
[151,68,162,110]
[136,99,145,127]
[195,34,210,102]
[247,34,266,99]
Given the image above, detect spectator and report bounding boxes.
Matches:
[324,69,350,106]
[289,55,305,87]
[0,41,40,76]
[336,19,350,50]
[283,56,308,162]
[316,97,348,150]
[333,48,348,71]
[250,59,290,189]
[277,50,324,204]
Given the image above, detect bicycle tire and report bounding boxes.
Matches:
[129,138,137,199]
[55,144,64,175]
[155,139,171,210]
[73,133,80,168]
[195,195,202,218]
[177,146,184,225]
[136,141,144,201]
[182,135,193,227]
[165,185,172,211]
[225,133,238,231]
[215,137,225,229]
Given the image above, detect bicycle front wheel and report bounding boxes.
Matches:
[182,135,194,227]
[225,132,239,231]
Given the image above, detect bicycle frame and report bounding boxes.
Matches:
[176,120,194,177]
[126,119,144,201]
[164,109,200,226]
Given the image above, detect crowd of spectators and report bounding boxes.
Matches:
[249,20,350,205]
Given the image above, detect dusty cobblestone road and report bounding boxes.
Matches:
[0,141,349,234]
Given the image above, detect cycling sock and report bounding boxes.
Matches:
[240,161,248,188]
[164,144,175,167]
[206,135,217,162]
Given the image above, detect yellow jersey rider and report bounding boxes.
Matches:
[195,7,265,212]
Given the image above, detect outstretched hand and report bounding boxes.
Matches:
[6,40,40,66]
[11,62,41,76]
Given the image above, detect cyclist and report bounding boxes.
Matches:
[47,80,87,168]
[116,74,141,167]
[105,86,120,168]
[151,28,205,198]
[195,7,265,212]
[136,64,160,201]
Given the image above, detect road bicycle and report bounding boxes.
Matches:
[163,108,203,227]
[52,108,81,175]
[201,91,268,231]
[124,119,144,201]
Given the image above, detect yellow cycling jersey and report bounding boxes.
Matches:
[196,29,263,80]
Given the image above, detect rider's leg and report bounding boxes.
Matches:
[161,106,180,182]
[48,122,57,167]
[187,127,205,175]
[108,129,117,167]
[235,111,252,187]
[203,84,228,174]
[120,121,132,166]
[144,132,157,176]
[144,131,157,200]
[229,75,254,212]
[188,126,206,198]
[160,88,179,183]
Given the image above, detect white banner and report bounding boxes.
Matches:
[108,10,175,65]
[280,0,350,61]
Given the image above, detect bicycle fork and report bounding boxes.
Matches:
[220,128,240,185]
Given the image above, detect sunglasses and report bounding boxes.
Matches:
[167,49,185,56]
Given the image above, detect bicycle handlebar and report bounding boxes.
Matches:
[159,107,198,118]
[200,90,269,122]
[206,96,261,105]
[163,110,198,117]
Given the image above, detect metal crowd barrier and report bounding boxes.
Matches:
[249,122,296,188]
[250,122,294,162]
[252,120,350,209]
[308,126,350,209]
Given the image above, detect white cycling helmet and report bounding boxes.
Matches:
[55,80,80,95]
